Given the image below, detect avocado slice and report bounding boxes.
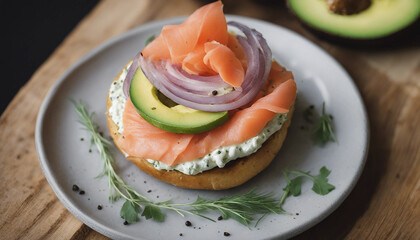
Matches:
[129,69,229,134]
[288,0,420,39]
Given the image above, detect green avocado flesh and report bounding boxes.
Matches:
[129,69,229,134]
[288,0,420,39]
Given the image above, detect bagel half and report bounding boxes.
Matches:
[106,65,295,190]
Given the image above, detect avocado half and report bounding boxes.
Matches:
[129,68,229,134]
[288,0,420,40]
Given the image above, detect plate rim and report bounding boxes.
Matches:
[35,14,370,240]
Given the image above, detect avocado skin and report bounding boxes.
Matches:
[299,16,419,48]
[129,69,229,134]
[287,0,420,47]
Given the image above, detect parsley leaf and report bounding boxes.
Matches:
[283,171,303,197]
[287,166,335,196]
[288,177,303,197]
[120,200,141,223]
[141,205,165,222]
[312,166,336,195]
[144,35,155,46]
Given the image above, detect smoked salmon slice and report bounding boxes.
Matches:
[118,64,296,167]
[227,33,247,69]
[141,1,245,87]
[203,41,245,87]
[182,45,216,76]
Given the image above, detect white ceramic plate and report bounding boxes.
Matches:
[36,15,369,240]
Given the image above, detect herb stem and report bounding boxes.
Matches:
[287,170,315,181]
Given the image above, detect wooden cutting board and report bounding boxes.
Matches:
[1,0,419,239]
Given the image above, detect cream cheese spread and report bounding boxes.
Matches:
[108,64,131,133]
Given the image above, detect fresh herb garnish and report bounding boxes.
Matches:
[190,191,286,226]
[72,100,335,227]
[312,102,337,146]
[121,200,141,223]
[145,35,155,46]
[286,166,335,196]
[283,173,303,197]
[303,102,337,146]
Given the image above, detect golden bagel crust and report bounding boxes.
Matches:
[106,66,295,190]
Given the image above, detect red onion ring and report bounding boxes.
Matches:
[152,59,242,104]
[166,63,231,92]
[134,21,272,112]
[123,51,142,98]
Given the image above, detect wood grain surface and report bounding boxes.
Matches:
[1,0,419,239]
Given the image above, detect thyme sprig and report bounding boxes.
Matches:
[72,100,335,227]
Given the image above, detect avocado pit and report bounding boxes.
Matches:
[327,0,371,15]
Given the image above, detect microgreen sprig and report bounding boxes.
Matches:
[72,100,335,227]
[312,102,337,145]
[304,102,337,146]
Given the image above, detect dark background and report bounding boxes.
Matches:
[1,0,99,114]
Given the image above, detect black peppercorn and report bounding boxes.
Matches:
[185,221,192,227]
[72,185,79,191]
[224,232,230,236]
[97,205,103,210]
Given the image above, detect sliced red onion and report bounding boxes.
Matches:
[161,61,242,104]
[137,21,272,112]
[228,21,272,88]
[166,63,231,91]
[139,58,242,104]
[122,51,142,98]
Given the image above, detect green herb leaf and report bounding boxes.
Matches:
[287,166,335,196]
[190,190,285,227]
[283,171,303,197]
[145,35,155,46]
[312,166,335,195]
[288,177,303,197]
[120,200,141,223]
[312,102,337,146]
[141,205,165,222]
